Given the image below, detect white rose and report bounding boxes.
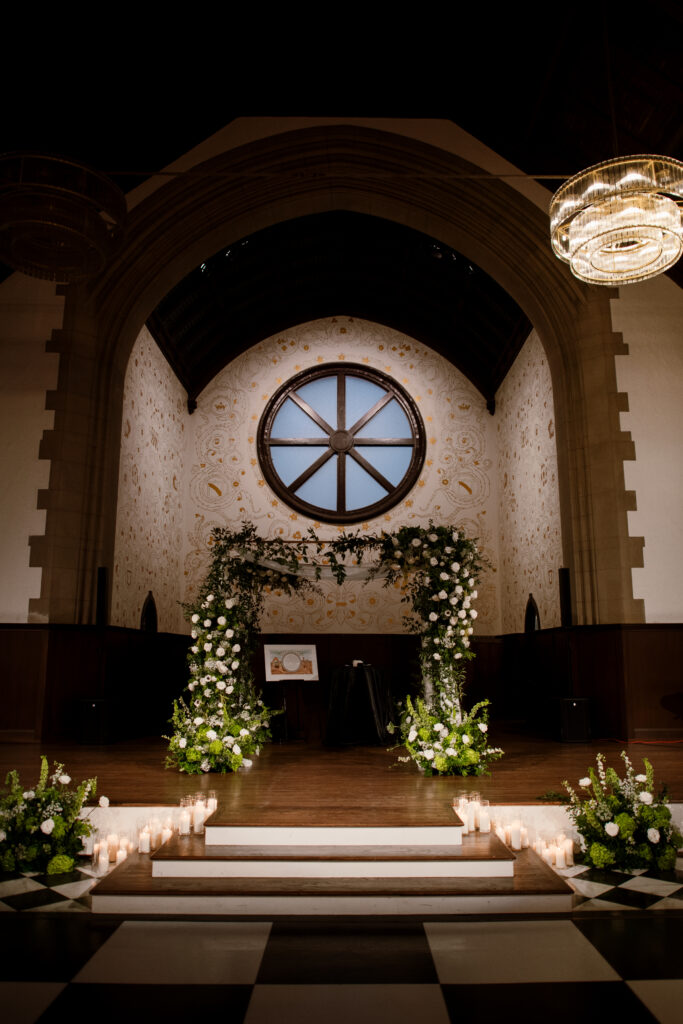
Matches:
[226,685,234,694]
[411,538,421,547]
[446,747,456,756]
[99,795,109,808]
[434,723,444,731]
[455,585,463,595]
[423,749,435,760]
[204,689,212,697]
[239,728,250,737]
[440,572,449,581]
[217,681,226,690]
[458,610,467,619]
[194,717,204,726]
[470,610,478,619]
[191,614,200,623]
[204,642,212,652]
[233,744,241,755]
[226,598,237,609]
[216,647,226,657]
[467,628,473,635]
[433,653,441,661]
[449,596,458,606]
[428,533,438,542]
[23,790,35,800]
[429,612,438,622]
[188,682,196,691]
[463,599,471,609]
[462,734,471,745]
[455,652,462,659]
[226,629,235,638]
[191,630,197,639]
[639,791,653,805]
[579,777,591,787]
[231,660,240,670]
[605,821,619,837]
[408,729,417,742]
[430,557,438,566]
[471,590,478,599]
[217,616,227,626]
[635,774,647,783]
[242,758,253,768]
[40,818,55,835]
[191,646,198,654]
[478,722,488,733]
[178,738,187,748]
[206,594,214,601]
[438,590,448,600]
[232,644,241,653]
[206,730,217,741]
[647,828,660,843]
[0,829,5,842]
[451,562,460,572]
[203,618,212,627]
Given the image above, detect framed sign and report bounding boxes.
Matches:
[264,644,319,681]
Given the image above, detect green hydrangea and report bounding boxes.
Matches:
[614,813,635,838]
[588,842,615,868]
[47,854,74,875]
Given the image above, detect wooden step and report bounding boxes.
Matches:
[152,832,514,879]
[91,848,574,916]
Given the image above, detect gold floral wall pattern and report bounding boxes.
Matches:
[182,318,501,634]
[111,327,187,633]
[495,331,563,631]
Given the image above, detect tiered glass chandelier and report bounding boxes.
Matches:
[550,155,683,285]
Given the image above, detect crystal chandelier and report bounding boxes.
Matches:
[550,155,683,285]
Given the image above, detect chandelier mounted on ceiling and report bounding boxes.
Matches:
[549,155,683,285]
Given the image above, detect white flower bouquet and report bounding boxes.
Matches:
[564,752,682,870]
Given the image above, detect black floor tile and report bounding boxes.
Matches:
[580,868,640,887]
[640,867,683,884]
[592,888,662,911]
[0,916,120,981]
[31,869,92,888]
[2,889,70,911]
[37,983,252,1021]
[574,915,683,979]
[441,981,657,1022]
[258,919,438,983]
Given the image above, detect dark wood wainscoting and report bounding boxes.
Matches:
[1,623,681,743]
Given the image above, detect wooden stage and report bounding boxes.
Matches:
[1,726,681,807]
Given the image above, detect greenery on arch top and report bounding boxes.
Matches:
[166,521,503,776]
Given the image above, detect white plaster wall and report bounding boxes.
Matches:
[182,317,502,635]
[612,277,683,623]
[0,273,62,622]
[495,331,562,632]
[111,326,189,633]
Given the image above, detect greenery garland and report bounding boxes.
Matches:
[166,520,503,776]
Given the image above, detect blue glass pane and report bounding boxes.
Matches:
[346,456,388,510]
[271,446,329,486]
[271,398,328,439]
[359,446,412,485]
[356,398,410,438]
[346,377,387,428]
[295,377,338,426]
[295,455,338,510]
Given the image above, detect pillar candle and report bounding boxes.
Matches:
[510,822,522,850]
[504,825,511,846]
[139,828,151,854]
[542,846,553,865]
[161,826,173,845]
[496,825,506,845]
[467,801,478,833]
[520,826,529,848]
[116,847,127,865]
[478,806,491,833]
[98,847,110,873]
[564,838,575,866]
[458,799,470,834]
[555,843,567,869]
[193,802,206,834]
[179,809,191,835]
[207,796,218,812]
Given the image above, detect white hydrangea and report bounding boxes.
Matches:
[194,717,204,726]
[635,774,647,783]
[206,729,217,741]
[579,777,591,787]
[23,790,35,800]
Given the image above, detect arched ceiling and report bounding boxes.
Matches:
[146,211,531,410]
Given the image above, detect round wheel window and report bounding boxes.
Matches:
[257,363,426,524]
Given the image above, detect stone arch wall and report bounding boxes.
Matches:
[29,122,643,627]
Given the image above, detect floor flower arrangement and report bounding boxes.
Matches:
[564,751,682,871]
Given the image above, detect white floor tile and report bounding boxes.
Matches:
[648,897,683,910]
[0,878,45,898]
[628,980,683,1024]
[245,985,450,1024]
[617,876,683,897]
[73,920,272,984]
[573,898,637,911]
[569,878,614,898]
[0,982,66,1023]
[425,920,620,983]
[50,877,97,899]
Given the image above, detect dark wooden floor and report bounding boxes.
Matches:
[2,726,682,806]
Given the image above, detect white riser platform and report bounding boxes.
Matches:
[152,858,514,879]
[204,825,464,846]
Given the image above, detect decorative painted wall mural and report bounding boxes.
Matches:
[182,318,502,634]
[111,326,187,633]
[495,331,562,631]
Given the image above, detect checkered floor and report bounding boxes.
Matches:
[2,913,683,1022]
[2,858,682,915]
